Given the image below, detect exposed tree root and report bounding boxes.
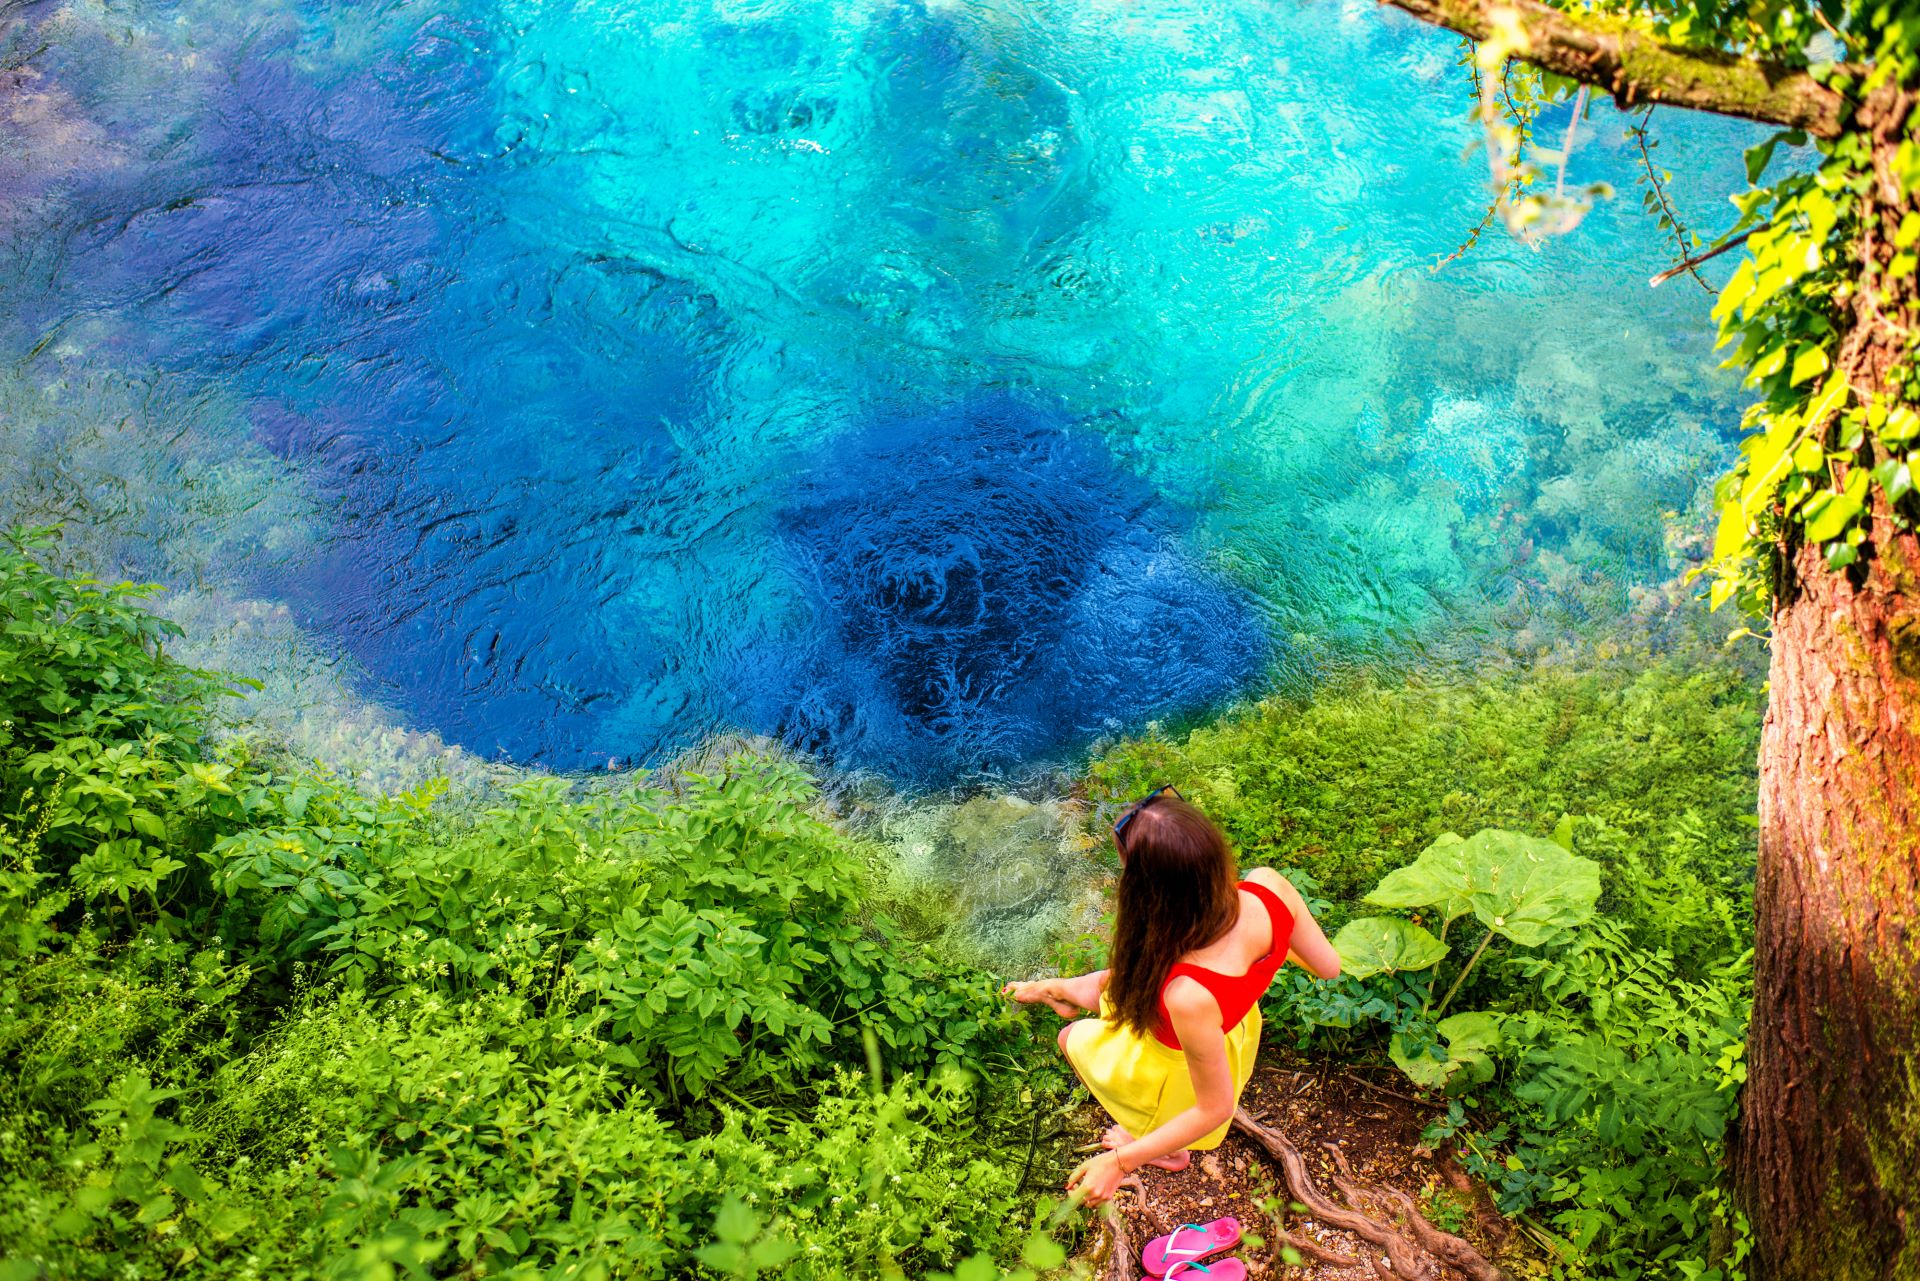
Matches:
[1232,1109,1513,1281]
[1086,1175,1146,1281]
[1271,1225,1364,1269]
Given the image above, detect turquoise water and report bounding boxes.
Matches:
[0,0,1763,782]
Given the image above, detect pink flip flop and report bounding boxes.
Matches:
[1143,1218,1242,1277]
[1165,1259,1247,1281]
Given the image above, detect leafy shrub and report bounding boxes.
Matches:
[0,526,255,917]
[1090,645,1762,1277]
[0,531,1060,1279]
[1283,824,1751,1280]
[1087,658,1760,923]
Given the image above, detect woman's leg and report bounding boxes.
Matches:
[1058,1020,1090,1056]
[1100,1124,1191,1171]
[1058,1022,1191,1171]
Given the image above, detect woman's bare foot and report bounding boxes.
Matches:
[1001,979,1080,1019]
[1102,1124,1191,1171]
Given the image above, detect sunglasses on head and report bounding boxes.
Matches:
[1112,784,1182,852]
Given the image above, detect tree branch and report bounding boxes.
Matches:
[1650,228,1755,287]
[1376,0,1848,137]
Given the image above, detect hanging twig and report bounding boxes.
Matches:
[1630,106,1714,291]
[1436,52,1537,269]
[1551,84,1590,205]
[1435,197,1506,271]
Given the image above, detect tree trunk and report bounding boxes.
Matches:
[1733,78,1920,1279]
[1738,506,1920,1279]
[1355,5,1920,1265]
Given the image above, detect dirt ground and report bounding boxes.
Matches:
[1068,1055,1536,1280]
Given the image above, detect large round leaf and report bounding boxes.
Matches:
[1459,830,1601,945]
[1434,1010,1502,1087]
[1389,1010,1504,1093]
[1331,916,1449,979]
[1367,828,1600,946]
[1365,832,1473,922]
[1387,1032,1453,1090]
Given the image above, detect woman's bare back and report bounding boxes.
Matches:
[1175,867,1341,981]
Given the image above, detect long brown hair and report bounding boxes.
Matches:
[1106,796,1240,1037]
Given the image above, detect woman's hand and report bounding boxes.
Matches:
[1001,978,1080,1019]
[1065,1151,1130,1208]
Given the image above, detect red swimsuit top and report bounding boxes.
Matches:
[1152,880,1295,1050]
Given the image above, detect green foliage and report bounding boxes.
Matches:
[0,536,1062,1280]
[1434,919,1753,1280]
[1301,828,1750,1279]
[1440,0,1920,619]
[0,528,253,912]
[1390,1010,1503,1092]
[1094,659,1760,1279]
[1367,829,1602,948]
[1330,916,1449,978]
[1692,10,1920,609]
[1087,656,1759,925]
[0,529,232,764]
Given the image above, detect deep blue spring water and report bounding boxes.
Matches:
[0,0,1769,783]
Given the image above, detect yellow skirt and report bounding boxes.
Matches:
[1064,998,1261,1152]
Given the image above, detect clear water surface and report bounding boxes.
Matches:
[0,0,1767,783]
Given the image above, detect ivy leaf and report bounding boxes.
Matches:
[1790,344,1830,387]
[1882,406,1920,444]
[1803,469,1870,542]
[1873,457,1913,504]
[1744,133,1785,184]
[1749,344,1789,381]
[1331,917,1449,979]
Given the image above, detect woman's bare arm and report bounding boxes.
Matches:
[1246,867,1341,980]
[1108,979,1238,1169]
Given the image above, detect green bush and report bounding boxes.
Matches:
[0,531,1058,1280]
[2,525,1771,1281]
[1087,658,1760,942]
[1267,828,1750,1280]
[1089,647,1762,1280]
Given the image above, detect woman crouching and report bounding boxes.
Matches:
[1004,787,1341,1207]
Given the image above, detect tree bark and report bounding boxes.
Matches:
[1739,512,1920,1279]
[1734,79,1920,1277]
[1374,0,1848,137]
[1358,3,1917,1270]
